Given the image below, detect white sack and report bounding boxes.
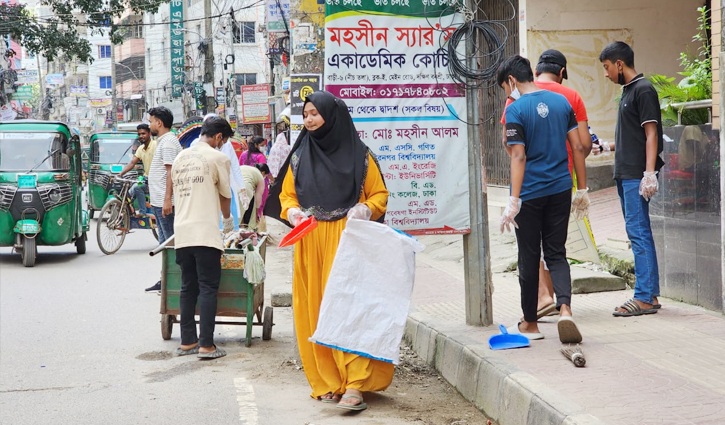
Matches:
[309,219,425,364]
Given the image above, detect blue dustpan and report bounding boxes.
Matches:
[488,324,530,350]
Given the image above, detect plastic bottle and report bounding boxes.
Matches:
[588,126,599,145]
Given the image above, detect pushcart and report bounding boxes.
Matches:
[151,237,273,347]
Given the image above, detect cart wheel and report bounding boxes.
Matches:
[262,307,273,341]
[161,314,173,340]
[76,232,87,254]
[97,198,129,255]
[21,236,36,267]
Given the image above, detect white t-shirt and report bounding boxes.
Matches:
[148,132,182,207]
[172,143,232,251]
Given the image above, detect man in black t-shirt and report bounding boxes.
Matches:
[599,41,664,318]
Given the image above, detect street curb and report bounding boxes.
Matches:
[404,315,610,425]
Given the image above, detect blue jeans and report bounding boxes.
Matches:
[129,183,149,214]
[152,206,175,244]
[616,179,660,304]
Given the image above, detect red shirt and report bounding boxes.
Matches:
[501,80,588,176]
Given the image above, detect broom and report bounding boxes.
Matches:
[560,344,586,367]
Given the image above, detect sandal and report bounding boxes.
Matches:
[318,393,341,403]
[197,346,227,359]
[337,394,367,411]
[174,345,199,356]
[613,299,658,317]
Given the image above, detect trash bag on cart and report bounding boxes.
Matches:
[309,219,425,364]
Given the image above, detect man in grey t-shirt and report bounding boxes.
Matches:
[146,106,182,292]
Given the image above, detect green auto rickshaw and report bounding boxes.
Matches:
[86,131,141,218]
[0,120,89,267]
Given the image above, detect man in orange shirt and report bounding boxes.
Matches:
[501,49,593,321]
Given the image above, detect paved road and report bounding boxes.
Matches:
[0,219,487,425]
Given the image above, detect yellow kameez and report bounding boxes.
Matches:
[280,154,394,399]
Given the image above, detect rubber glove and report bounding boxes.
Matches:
[287,207,306,226]
[500,196,522,233]
[571,188,590,220]
[347,203,372,221]
[640,171,658,201]
[222,216,234,234]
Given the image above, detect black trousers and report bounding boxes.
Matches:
[514,189,572,323]
[176,246,222,347]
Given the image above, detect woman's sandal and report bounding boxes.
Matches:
[318,392,341,403]
[613,299,658,317]
[336,394,368,411]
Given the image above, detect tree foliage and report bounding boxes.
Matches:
[0,0,162,63]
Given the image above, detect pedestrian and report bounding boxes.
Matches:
[268,122,291,180]
[498,55,590,343]
[599,41,664,317]
[118,123,156,217]
[171,116,234,359]
[239,136,267,166]
[501,49,594,321]
[265,91,390,411]
[145,106,183,293]
[239,163,269,230]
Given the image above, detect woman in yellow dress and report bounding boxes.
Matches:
[266,91,392,411]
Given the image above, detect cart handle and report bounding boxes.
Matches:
[149,235,175,256]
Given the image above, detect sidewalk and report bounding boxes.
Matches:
[408,189,725,425]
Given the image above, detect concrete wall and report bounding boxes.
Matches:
[522,0,702,141]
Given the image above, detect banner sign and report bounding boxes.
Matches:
[324,1,470,234]
[89,98,112,107]
[194,82,206,111]
[15,70,39,84]
[70,85,88,97]
[216,86,225,106]
[289,74,322,143]
[170,0,185,98]
[12,85,33,100]
[265,0,290,33]
[46,73,64,85]
[241,84,271,124]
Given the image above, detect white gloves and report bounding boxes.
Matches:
[222,216,234,234]
[640,171,659,201]
[287,207,306,226]
[594,141,611,155]
[347,203,372,221]
[571,188,590,220]
[500,196,522,233]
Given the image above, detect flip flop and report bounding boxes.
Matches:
[174,345,199,356]
[613,299,658,317]
[537,303,557,319]
[557,316,583,344]
[506,323,544,340]
[319,393,341,403]
[336,394,367,411]
[197,346,227,359]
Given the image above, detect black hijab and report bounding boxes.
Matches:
[264,91,374,225]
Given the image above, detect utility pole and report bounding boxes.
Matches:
[462,1,493,326]
[111,43,117,130]
[204,0,214,114]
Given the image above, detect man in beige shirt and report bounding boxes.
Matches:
[119,123,156,216]
[171,116,234,359]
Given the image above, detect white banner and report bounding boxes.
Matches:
[15,70,39,84]
[265,0,290,33]
[324,10,470,234]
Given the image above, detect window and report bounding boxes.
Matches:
[99,45,111,59]
[129,23,143,39]
[234,73,257,94]
[233,22,255,44]
[99,76,112,89]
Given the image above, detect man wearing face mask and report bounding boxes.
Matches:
[171,116,234,359]
[500,49,593,321]
[599,41,664,317]
[498,55,590,343]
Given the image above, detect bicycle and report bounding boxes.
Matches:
[96,175,158,255]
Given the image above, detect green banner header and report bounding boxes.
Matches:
[326,0,457,18]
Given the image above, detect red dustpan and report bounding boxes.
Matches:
[278,216,318,248]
